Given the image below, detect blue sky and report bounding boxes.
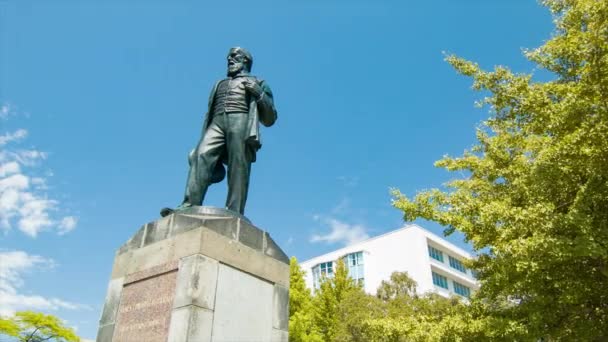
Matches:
[0,1,553,339]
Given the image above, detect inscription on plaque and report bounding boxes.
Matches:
[113,269,178,342]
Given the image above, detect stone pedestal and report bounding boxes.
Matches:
[96,207,290,342]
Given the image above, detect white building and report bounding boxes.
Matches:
[300,224,479,299]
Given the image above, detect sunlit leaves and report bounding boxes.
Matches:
[393,0,608,339]
[0,311,80,342]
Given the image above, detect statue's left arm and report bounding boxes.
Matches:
[243,78,277,127]
[255,81,277,127]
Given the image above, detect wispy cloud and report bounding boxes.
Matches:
[0,102,13,119]
[58,216,78,235]
[0,250,88,316]
[310,216,370,246]
[337,175,359,188]
[0,124,77,237]
[0,129,27,146]
[331,197,351,215]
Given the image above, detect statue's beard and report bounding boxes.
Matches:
[227,63,244,76]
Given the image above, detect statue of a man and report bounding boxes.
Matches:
[162,47,277,216]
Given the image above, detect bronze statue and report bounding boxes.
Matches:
[162,47,277,216]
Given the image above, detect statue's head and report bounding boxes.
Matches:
[227,47,253,77]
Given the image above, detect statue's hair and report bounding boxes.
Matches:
[229,47,253,71]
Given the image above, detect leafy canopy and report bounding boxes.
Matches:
[288,257,323,342]
[0,311,80,342]
[392,0,608,339]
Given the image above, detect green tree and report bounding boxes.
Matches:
[334,284,384,342]
[360,272,475,342]
[0,316,20,338]
[392,0,608,339]
[376,271,417,301]
[312,258,360,341]
[0,311,80,342]
[288,257,323,342]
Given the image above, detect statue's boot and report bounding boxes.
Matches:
[160,207,174,217]
[160,203,193,217]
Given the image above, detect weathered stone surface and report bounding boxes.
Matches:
[126,237,173,275]
[112,225,288,286]
[178,206,251,223]
[143,216,173,247]
[99,278,124,325]
[170,214,205,236]
[117,224,146,255]
[271,328,289,342]
[173,254,218,310]
[98,207,289,342]
[273,284,289,331]
[265,232,290,264]
[239,219,264,250]
[167,306,214,342]
[199,228,290,287]
[211,264,274,341]
[110,251,133,280]
[116,207,288,266]
[184,307,214,342]
[113,270,178,342]
[96,324,115,342]
[198,217,238,240]
[124,260,178,285]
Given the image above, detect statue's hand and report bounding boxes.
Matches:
[242,79,264,100]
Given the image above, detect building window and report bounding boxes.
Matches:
[345,251,364,285]
[448,256,467,273]
[312,265,321,289]
[453,281,471,298]
[312,261,334,289]
[432,271,448,289]
[428,245,444,262]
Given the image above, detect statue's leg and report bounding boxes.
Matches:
[224,113,251,214]
[184,118,225,206]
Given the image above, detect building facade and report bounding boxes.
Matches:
[300,225,478,299]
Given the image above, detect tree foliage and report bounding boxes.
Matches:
[290,267,478,341]
[392,0,608,339]
[360,273,472,342]
[0,317,20,338]
[311,258,359,341]
[0,311,80,342]
[288,257,323,342]
[376,271,417,301]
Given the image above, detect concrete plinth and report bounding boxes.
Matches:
[96,207,290,342]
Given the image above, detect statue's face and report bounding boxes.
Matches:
[227,50,247,76]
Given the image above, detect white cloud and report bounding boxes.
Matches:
[310,217,370,246]
[0,129,27,146]
[0,250,87,316]
[0,127,77,237]
[0,161,21,177]
[0,173,29,191]
[0,250,51,289]
[12,150,48,166]
[58,216,78,235]
[0,102,13,119]
[18,197,57,237]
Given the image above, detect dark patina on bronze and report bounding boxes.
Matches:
[161,47,277,217]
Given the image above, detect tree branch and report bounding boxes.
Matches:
[24,327,40,342]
